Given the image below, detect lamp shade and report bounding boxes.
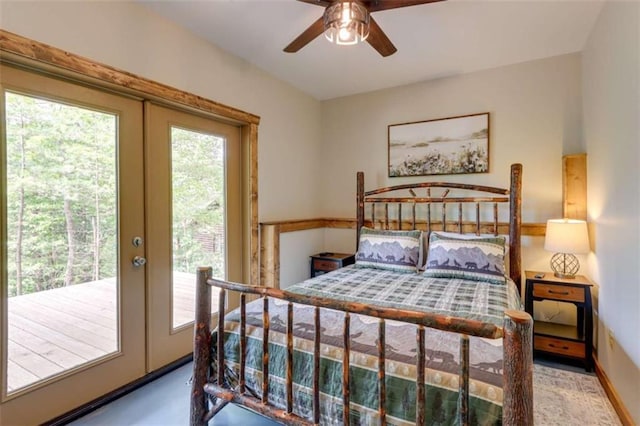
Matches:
[544,219,590,254]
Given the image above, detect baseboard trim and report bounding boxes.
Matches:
[43,354,193,426]
[593,355,634,426]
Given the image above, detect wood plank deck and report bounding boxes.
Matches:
[7,272,216,393]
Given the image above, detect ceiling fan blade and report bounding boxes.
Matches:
[366,17,397,57]
[283,17,326,53]
[296,0,332,7]
[365,0,445,13]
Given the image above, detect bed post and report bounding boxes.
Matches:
[191,267,212,426]
[509,163,523,293]
[356,171,365,250]
[503,309,533,425]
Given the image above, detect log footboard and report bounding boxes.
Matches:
[190,268,533,426]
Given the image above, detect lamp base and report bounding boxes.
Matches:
[550,253,580,279]
[553,271,577,279]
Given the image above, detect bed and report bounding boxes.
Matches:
[190,163,533,425]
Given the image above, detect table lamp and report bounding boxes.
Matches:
[544,219,590,278]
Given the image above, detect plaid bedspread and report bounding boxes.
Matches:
[288,265,522,327]
[212,267,522,425]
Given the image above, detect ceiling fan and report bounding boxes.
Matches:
[284,0,445,57]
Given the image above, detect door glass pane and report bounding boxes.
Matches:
[171,127,225,329]
[4,93,118,393]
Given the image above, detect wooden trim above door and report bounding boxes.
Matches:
[0,30,260,126]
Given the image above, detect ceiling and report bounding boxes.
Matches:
[139,0,604,101]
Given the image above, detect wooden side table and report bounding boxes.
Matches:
[524,271,595,371]
[310,252,355,278]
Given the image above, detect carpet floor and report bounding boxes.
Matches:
[70,361,621,425]
[533,363,621,425]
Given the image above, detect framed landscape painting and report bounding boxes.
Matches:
[388,112,489,177]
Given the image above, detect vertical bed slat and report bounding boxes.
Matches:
[441,189,449,232]
[385,203,389,229]
[458,202,463,233]
[286,302,294,414]
[342,313,351,425]
[217,288,226,387]
[262,297,270,404]
[458,335,470,426]
[313,307,321,425]
[372,204,376,229]
[442,202,447,232]
[398,203,402,230]
[493,202,499,235]
[475,202,481,235]
[378,319,386,425]
[240,294,246,394]
[427,189,432,232]
[416,325,426,426]
[409,189,417,230]
[412,202,416,230]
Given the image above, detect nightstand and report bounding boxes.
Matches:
[524,271,594,371]
[310,252,355,278]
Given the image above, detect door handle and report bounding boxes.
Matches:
[132,256,147,267]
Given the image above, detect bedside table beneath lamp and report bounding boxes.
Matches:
[310,252,355,278]
[524,271,595,371]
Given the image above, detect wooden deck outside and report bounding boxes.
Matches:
[7,271,214,393]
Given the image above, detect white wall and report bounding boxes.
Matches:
[582,2,640,423]
[279,229,325,289]
[0,1,323,223]
[315,55,583,300]
[319,54,583,223]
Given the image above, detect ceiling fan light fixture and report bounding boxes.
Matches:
[323,1,370,46]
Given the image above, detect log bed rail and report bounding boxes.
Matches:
[190,269,533,426]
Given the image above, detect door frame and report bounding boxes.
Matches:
[144,102,243,371]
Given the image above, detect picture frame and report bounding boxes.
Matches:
[388,112,490,177]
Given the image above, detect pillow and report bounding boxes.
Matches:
[418,231,510,270]
[355,227,422,273]
[422,231,507,284]
[432,231,510,275]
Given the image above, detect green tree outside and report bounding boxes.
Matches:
[5,93,225,296]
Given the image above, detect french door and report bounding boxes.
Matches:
[144,102,242,370]
[0,64,146,425]
[0,66,243,424]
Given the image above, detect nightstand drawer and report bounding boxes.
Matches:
[313,259,340,272]
[310,253,355,278]
[532,284,585,302]
[534,336,585,358]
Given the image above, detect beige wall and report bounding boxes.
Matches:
[319,54,583,222]
[308,55,583,295]
[284,55,588,291]
[582,2,640,423]
[0,1,323,223]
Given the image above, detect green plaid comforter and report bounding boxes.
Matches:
[288,265,522,327]
[212,267,522,425]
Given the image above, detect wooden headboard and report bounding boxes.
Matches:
[356,163,523,292]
